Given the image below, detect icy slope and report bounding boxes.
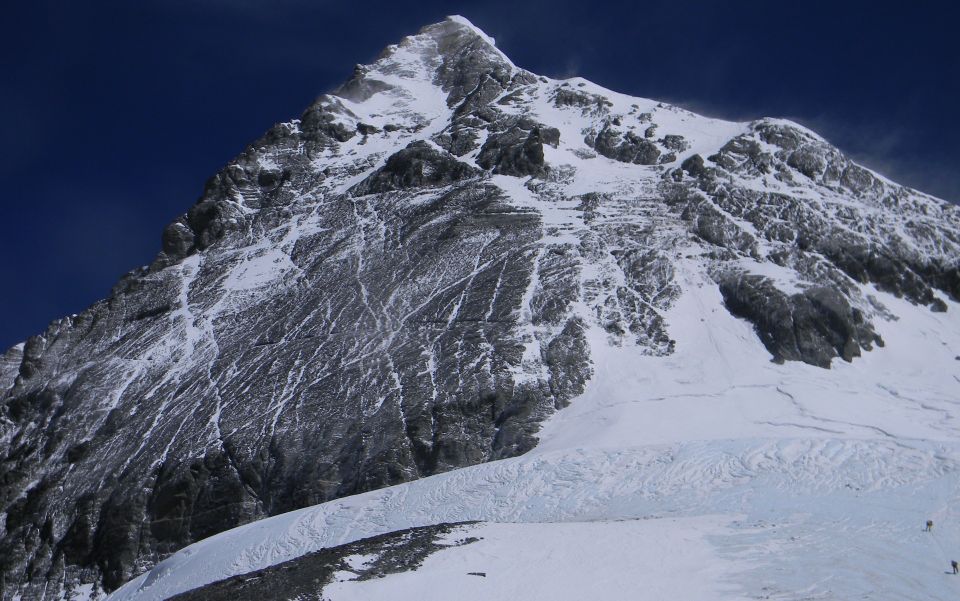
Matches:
[3,14,960,601]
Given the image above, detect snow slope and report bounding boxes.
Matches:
[323,519,745,601]
[109,253,960,600]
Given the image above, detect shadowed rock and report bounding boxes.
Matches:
[351,142,480,195]
[477,118,560,177]
[587,123,660,165]
[719,273,883,368]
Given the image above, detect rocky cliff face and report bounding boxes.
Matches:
[1,16,958,600]
[0,344,22,394]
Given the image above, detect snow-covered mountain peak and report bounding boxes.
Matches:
[328,15,517,117]
[2,16,959,601]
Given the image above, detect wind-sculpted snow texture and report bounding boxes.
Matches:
[165,522,481,601]
[1,16,959,601]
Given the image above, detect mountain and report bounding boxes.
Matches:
[2,15,959,601]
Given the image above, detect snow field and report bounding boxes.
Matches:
[324,518,744,601]
[109,436,960,600]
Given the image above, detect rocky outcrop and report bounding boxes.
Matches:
[0,343,22,394]
[671,120,960,315]
[553,87,612,116]
[586,121,660,165]
[718,273,883,367]
[351,141,480,195]
[476,118,560,177]
[300,96,359,144]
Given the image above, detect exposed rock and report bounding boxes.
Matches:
[333,64,394,103]
[356,122,381,136]
[719,273,883,368]
[680,154,707,179]
[351,142,480,195]
[299,96,358,144]
[680,127,960,309]
[1,343,24,393]
[689,205,759,259]
[453,73,507,118]
[477,118,560,177]
[161,221,195,259]
[756,122,803,151]
[708,135,773,175]
[553,88,612,115]
[443,128,483,156]
[787,147,826,179]
[424,19,514,107]
[587,123,660,165]
[544,318,591,405]
[660,134,689,152]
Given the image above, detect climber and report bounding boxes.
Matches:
[925,520,934,532]
[952,560,958,575]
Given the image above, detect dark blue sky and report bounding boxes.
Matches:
[1,0,957,350]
